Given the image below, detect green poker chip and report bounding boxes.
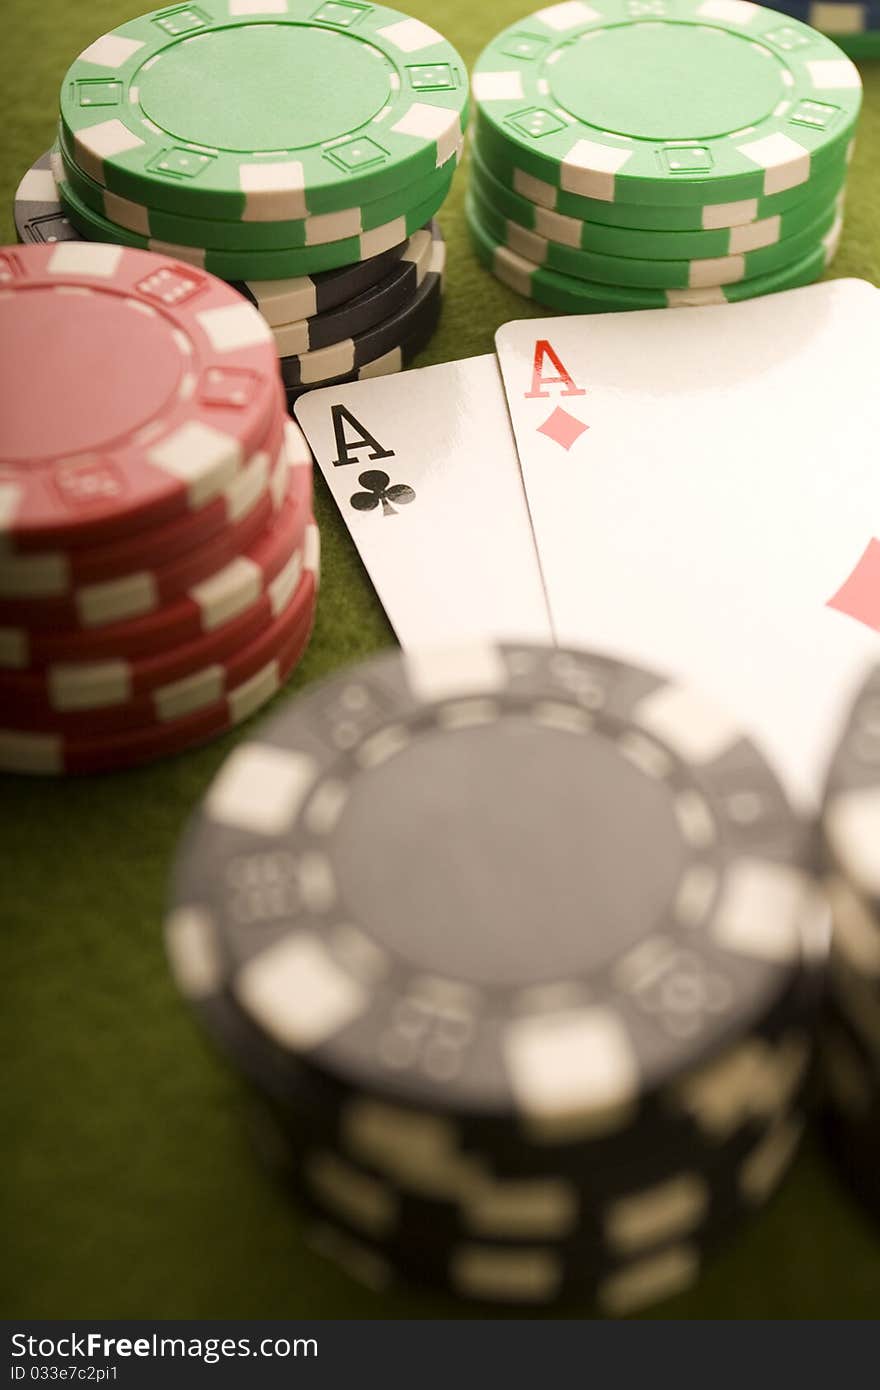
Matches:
[470,140,848,263]
[58,126,461,254]
[465,189,841,312]
[469,172,844,291]
[60,1,468,222]
[56,160,454,281]
[472,1,861,208]
[472,124,853,232]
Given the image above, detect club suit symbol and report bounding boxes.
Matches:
[350,469,416,517]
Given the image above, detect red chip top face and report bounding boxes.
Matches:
[0,242,281,547]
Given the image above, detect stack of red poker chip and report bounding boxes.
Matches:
[0,242,318,775]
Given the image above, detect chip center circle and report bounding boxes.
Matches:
[549,24,785,141]
[0,288,184,464]
[138,25,395,153]
[329,717,688,989]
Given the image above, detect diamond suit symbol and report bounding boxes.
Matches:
[537,406,589,452]
[827,538,880,632]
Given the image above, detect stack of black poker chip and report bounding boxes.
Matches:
[165,644,827,1311]
[816,663,880,1222]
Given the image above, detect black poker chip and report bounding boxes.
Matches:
[817,666,880,1222]
[822,1106,880,1224]
[819,662,880,918]
[283,285,444,410]
[202,952,819,1189]
[250,1095,808,1312]
[278,253,445,388]
[821,1011,880,1224]
[820,974,880,1221]
[12,150,79,246]
[167,645,820,1176]
[248,1059,813,1261]
[271,221,442,359]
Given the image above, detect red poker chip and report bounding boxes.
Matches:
[0,423,314,664]
[0,600,317,775]
[0,402,286,594]
[2,545,287,674]
[0,462,282,629]
[0,242,281,548]
[4,474,309,660]
[2,538,317,732]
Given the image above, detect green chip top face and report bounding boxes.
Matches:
[60,1,469,221]
[472,0,862,207]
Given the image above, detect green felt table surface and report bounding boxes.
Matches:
[2,0,880,1321]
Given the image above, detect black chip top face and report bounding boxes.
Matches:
[327,712,686,988]
[168,645,813,1130]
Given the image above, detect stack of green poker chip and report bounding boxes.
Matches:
[54,0,468,388]
[469,1,862,314]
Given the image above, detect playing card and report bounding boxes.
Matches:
[495,279,880,811]
[295,354,552,649]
